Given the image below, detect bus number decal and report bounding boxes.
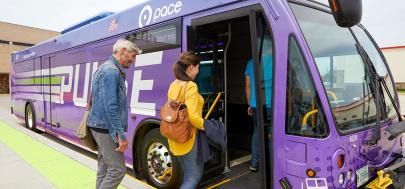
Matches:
[349,134,358,143]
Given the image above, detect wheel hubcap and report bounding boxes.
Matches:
[27,107,33,129]
[147,142,172,184]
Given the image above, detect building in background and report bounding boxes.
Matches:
[0,22,59,93]
[381,46,405,90]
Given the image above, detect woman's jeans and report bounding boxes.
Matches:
[177,141,204,189]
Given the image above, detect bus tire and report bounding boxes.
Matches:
[25,102,37,132]
[141,128,181,189]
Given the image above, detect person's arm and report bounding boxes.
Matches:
[245,60,253,116]
[185,83,204,130]
[245,75,253,116]
[101,68,127,142]
[245,75,251,105]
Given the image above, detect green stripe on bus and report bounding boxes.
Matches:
[15,76,62,85]
[0,122,127,189]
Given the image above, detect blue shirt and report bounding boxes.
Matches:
[245,55,273,108]
[87,56,128,143]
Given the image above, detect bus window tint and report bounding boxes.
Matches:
[286,37,328,138]
[351,26,397,120]
[290,3,382,132]
[125,21,181,53]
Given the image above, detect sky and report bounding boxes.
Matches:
[0,0,404,47]
[360,0,405,47]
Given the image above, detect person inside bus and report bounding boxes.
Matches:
[167,52,205,189]
[87,39,141,189]
[245,38,273,172]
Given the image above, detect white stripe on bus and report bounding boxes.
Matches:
[130,107,156,116]
[13,86,61,93]
[135,51,163,67]
[14,92,62,103]
[15,65,74,77]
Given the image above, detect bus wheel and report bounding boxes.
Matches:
[141,128,181,189]
[25,103,37,132]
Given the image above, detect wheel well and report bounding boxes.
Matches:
[25,101,31,111]
[24,100,34,116]
[132,119,160,179]
[24,100,39,131]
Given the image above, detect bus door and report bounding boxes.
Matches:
[272,2,353,188]
[34,57,44,127]
[275,34,332,188]
[188,16,227,181]
[183,3,274,188]
[42,56,57,130]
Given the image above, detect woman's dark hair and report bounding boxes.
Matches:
[173,52,199,81]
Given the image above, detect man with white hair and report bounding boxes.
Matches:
[87,39,141,189]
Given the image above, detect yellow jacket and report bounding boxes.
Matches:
[167,80,204,156]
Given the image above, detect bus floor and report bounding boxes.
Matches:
[204,161,261,189]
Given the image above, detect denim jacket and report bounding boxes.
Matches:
[87,56,128,143]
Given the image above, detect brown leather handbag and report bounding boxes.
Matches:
[160,82,193,143]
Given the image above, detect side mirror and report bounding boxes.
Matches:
[328,0,362,27]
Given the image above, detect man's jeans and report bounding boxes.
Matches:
[91,130,126,189]
[177,141,204,189]
[251,108,259,167]
[251,107,272,168]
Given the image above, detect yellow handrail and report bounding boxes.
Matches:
[302,109,318,127]
[311,99,316,127]
[204,92,222,119]
[327,90,337,101]
[308,90,336,127]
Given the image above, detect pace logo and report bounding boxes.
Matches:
[138,1,182,28]
[139,5,152,27]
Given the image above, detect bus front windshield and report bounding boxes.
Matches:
[290,3,397,133]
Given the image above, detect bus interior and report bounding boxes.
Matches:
[190,15,264,188]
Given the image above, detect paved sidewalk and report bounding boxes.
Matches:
[0,94,154,189]
[0,142,56,189]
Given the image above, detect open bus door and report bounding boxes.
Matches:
[185,15,229,183]
[183,4,273,188]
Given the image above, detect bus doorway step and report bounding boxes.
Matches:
[203,161,261,189]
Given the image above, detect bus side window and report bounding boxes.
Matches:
[125,20,181,54]
[285,36,329,138]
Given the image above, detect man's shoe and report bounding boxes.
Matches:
[250,165,258,172]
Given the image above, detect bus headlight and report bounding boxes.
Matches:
[338,173,345,185]
[347,170,353,181]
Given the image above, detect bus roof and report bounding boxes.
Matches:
[12,0,239,62]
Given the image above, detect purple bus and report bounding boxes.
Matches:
[10,0,405,188]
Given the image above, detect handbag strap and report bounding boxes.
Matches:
[175,81,188,103]
[86,94,93,111]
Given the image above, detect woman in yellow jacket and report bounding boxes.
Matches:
[167,52,204,189]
